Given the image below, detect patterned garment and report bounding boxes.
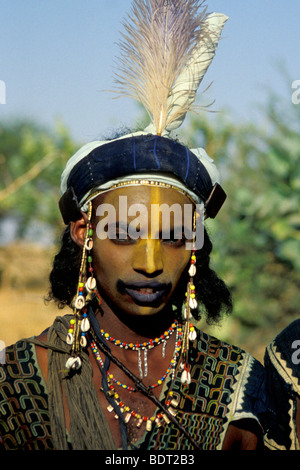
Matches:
[0,340,53,450]
[0,320,267,450]
[138,330,267,450]
[264,320,300,450]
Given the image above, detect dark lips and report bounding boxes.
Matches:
[118,280,170,305]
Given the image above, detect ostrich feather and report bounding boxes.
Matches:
[113,0,228,136]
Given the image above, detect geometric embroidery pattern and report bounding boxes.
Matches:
[0,341,53,450]
[0,330,265,450]
[140,330,262,450]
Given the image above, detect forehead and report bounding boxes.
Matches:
[93,184,193,207]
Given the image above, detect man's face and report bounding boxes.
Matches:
[91,185,193,317]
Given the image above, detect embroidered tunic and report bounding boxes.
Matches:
[264,319,300,450]
[0,317,267,450]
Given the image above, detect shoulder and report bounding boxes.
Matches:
[0,339,52,449]
[185,328,267,449]
[0,338,47,392]
[193,328,267,412]
[264,320,300,450]
[195,328,265,378]
[264,319,300,390]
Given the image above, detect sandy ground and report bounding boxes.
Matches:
[0,243,61,346]
[0,287,62,346]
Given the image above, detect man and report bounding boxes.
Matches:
[0,1,268,450]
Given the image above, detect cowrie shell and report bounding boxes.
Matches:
[80,335,87,348]
[188,264,196,277]
[66,332,74,345]
[85,238,93,251]
[181,370,191,384]
[85,276,96,292]
[189,297,198,309]
[189,329,197,341]
[74,295,85,309]
[81,317,90,333]
[65,356,82,370]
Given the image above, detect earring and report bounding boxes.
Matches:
[180,211,198,385]
[65,201,97,371]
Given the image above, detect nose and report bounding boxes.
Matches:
[132,238,163,276]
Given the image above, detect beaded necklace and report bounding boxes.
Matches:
[98,321,179,379]
[99,321,177,350]
[89,322,182,391]
[105,382,179,431]
[88,321,182,431]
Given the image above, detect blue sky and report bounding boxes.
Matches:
[1,1,300,143]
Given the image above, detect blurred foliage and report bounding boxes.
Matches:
[0,119,78,240]
[181,88,300,343]
[0,82,299,346]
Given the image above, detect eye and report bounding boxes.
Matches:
[161,229,186,247]
[111,225,136,244]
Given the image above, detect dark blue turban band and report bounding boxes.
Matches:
[59,134,226,224]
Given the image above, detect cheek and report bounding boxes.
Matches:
[164,248,190,284]
[92,240,130,281]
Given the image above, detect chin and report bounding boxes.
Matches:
[123,302,166,317]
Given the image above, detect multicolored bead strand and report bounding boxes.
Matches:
[89,322,182,392]
[104,381,179,431]
[180,211,198,385]
[99,321,178,350]
[98,321,179,379]
[65,201,96,371]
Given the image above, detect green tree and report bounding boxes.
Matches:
[0,119,78,241]
[182,90,300,348]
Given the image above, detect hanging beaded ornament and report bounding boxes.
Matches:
[65,201,97,371]
[180,210,199,385]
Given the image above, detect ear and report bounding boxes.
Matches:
[70,213,88,247]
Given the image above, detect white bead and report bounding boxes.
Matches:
[80,335,87,348]
[81,317,90,333]
[188,264,196,277]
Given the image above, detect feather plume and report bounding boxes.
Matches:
[113,0,228,136]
